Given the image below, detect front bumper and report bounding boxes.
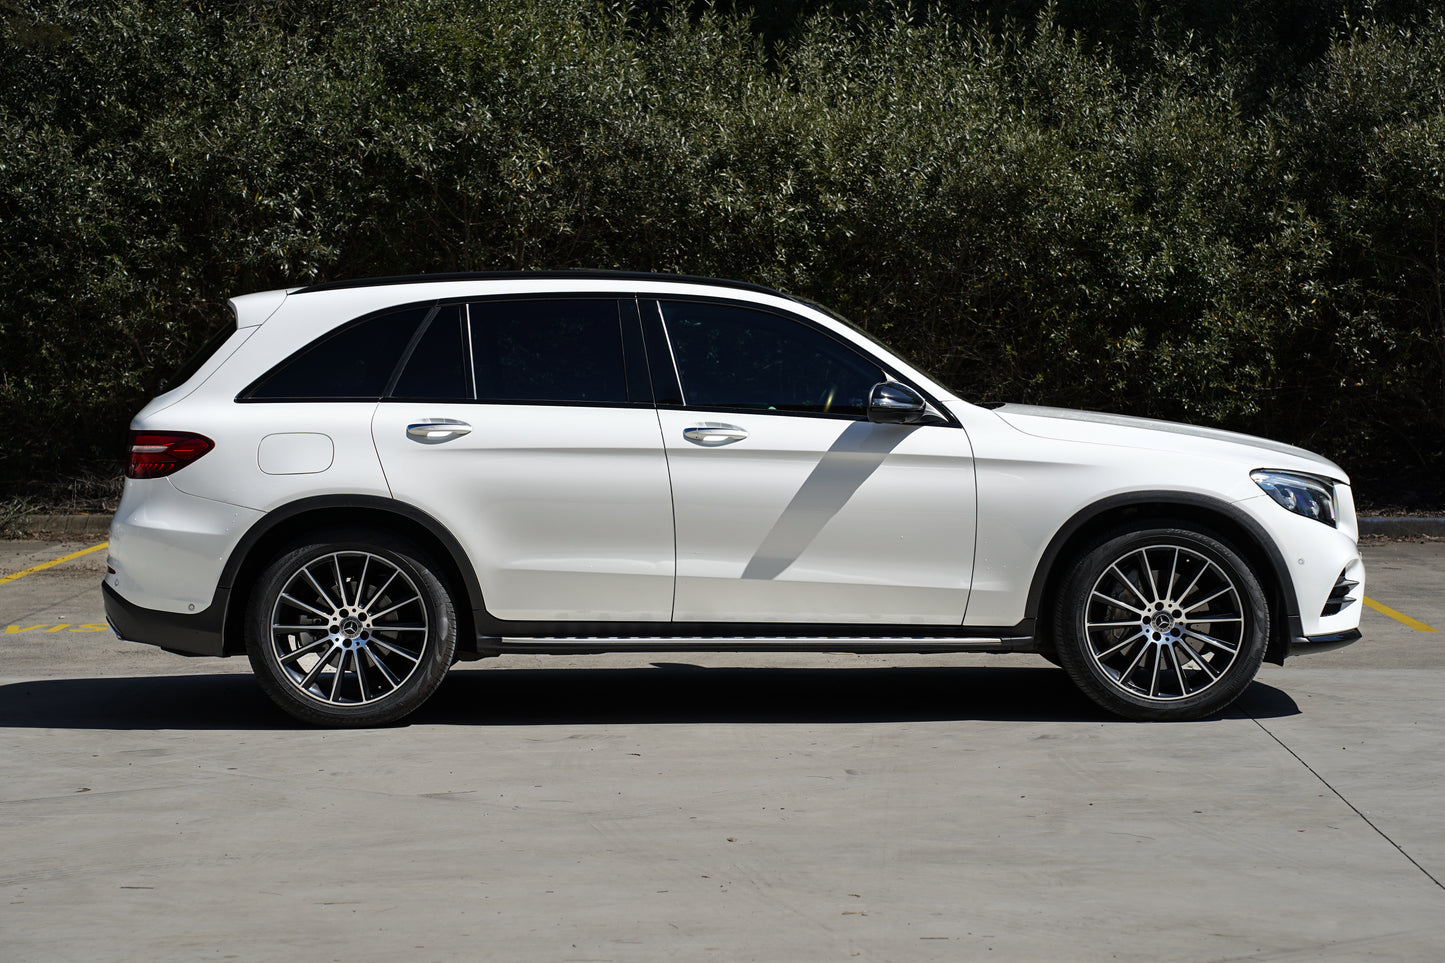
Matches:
[103,580,227,657]
[1286,628,1362,658]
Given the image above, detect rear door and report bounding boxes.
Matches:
[372,297,675,622]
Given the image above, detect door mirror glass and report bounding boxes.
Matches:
[868,382,927,424]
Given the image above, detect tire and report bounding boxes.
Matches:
[245,531,457,727]
[1053,525,1269,721]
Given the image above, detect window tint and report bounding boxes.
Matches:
[246,305,430,400]
[661,301,884,416]
[162,315,236,392]
[469,299,627,404]
[390,305,468,400]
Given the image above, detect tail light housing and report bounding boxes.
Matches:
[127,431,215,479]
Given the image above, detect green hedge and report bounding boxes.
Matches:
[2,0,1442,506]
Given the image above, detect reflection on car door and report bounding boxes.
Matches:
[649,300,976,625]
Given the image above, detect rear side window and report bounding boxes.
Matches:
[469,299,628,405]
[390,305,469,400]
[243,306,431,401]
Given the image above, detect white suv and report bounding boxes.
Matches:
[104,272,1363,726]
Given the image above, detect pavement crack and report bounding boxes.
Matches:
[1248,715,1445,892]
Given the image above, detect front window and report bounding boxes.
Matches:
[660,301,884,416]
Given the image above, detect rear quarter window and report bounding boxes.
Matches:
[162,317,238,392]
[241,305,432,401]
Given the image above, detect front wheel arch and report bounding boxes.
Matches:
[1026,495,1299,666]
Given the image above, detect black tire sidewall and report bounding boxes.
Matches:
[1054,526,1269,721]
[245,531,457,727]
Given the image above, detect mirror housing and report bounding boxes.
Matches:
[868,382,931,425]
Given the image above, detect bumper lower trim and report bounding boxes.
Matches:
[1288,628,1362,658]
[102,581,227,657]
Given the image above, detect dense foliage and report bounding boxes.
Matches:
[2,0,1442,506]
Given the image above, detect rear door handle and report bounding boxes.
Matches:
[682,423,748,447]
[406,420,472,443]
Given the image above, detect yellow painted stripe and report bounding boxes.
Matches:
[0,542,109,588]
[1363,596,1439,633]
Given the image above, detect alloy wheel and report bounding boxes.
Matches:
[1082,543,1246,702]
[266,550,431,707]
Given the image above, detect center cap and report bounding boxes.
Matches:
[340,618,363,639]
[1151,612,1175,632]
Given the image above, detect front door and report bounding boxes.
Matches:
[649,299,976,625]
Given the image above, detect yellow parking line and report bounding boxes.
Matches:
[0,542,109,588]
[1363,596,1439,633]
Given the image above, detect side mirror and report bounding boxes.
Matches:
[867,382,929,425]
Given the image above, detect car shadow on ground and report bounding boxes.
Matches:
[0,663,1300,730]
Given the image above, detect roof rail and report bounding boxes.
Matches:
[290,269,796,301]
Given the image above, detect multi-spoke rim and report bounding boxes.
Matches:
[267,551,429,708]
[1083,543,1245,703]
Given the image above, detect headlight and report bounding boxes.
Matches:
[1251,470,1337,527]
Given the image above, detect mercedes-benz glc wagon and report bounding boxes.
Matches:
[103,272,1363,726]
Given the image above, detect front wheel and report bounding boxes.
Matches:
[1053,526,1269,721]
[245,532,457,727]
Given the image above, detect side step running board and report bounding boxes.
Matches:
[479,636,1036,655]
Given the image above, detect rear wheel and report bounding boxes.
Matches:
[1053,525,1269,721]
[245,532,457,726]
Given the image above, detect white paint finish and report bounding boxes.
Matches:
[159,399,391,511]
[955,401,1363,632]
[257,432,334,475]
[372,403,675,621]
[106,478,263,613]
[228,287,291,327]
[134,326,259,419]
[994,403,1349,480]
[1231,493,1364,637]
[659,410,975,624]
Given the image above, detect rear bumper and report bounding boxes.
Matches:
[102,580,227,657]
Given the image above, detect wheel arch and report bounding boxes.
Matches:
[1026,492,1301,665]
[217,495,484,656]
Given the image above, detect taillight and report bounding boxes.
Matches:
[127,431,215,479]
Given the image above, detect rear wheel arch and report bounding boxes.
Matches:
[1027,493,1299,665]
[219,496,482,656]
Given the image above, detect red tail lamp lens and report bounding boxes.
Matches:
[127,431,215,479]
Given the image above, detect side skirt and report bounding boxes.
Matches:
[474,634,1036,657]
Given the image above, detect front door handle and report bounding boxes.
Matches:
[682,423,748,447]
[406,420,472,443]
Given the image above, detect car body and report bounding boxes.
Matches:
[103,271,1363,725]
